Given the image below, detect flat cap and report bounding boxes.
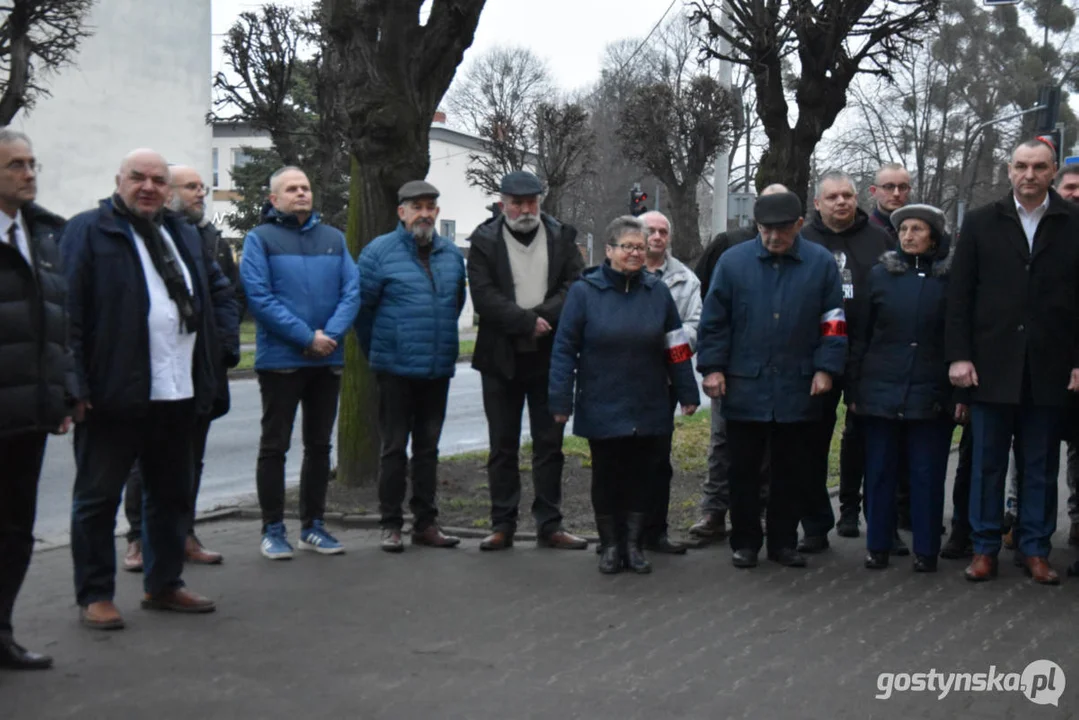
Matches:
[890,203,946,239]
[398,180,440,203]
[499,170,544,196]
[754,192,803,227]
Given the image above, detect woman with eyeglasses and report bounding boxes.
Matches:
[549,216,700,575]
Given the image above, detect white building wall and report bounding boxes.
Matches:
[426,134,499,244]
[13,0,212,219]
[210,123,272,238]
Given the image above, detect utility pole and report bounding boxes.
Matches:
[710,1,732,239]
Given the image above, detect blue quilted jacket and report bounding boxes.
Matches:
[240,208,361,370]
[355,224,466,378]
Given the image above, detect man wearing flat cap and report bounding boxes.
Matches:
[697,192,847,569]
[356,179,467,553]
[466,169,588,551]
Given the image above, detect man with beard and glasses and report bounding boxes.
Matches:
[356,180,467,553]
[241,166,360,560]
[122,165,239,571]
[466,170,588,552]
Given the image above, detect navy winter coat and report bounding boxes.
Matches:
[356,223,466,379]
[697,235,847,423]
[61,199,239,419]
[850,239,956,420]
[240,208,360,371]
[548,264,700,439]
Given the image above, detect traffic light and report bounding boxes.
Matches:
[630,185,648,216]
[1035,85,1061,133]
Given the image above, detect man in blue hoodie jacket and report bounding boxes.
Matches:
[241,166,360,560]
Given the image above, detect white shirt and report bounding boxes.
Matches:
[130,225,198,401]
[1015,194,1050,251]
[0,209,31,263]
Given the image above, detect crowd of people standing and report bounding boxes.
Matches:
[2,128,1078,673]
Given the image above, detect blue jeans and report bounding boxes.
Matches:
[970,403,1062,558]
[862,417,952,557]
[71,401,194,606]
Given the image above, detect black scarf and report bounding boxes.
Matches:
[112,193,199,334]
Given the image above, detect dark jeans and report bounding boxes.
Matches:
[71,401,195,606]
[588,436,661,517]
[377,373,450,531]
[646,387,680,539]
[125,414,212,542]
[728,421,813,554]
[970,403,1062,558]
[481,353,565,536]
[801,388,843,537]
[863,417,952,557]
[0,432,47,640]
[255,368,341,531]
[701,401,769,514]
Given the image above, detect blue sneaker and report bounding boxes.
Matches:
[299,520,345,555]
[260,522,294,560]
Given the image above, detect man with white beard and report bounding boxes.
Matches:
[466,171,589,551]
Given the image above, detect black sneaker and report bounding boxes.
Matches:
[939,530,973,560]
[836,512,860,538]
[796,535,830,553]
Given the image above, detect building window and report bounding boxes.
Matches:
[231,148,253,171]
[212,148,219,188]
[440,219,456,241]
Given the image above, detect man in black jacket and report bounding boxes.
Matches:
[947,138,1079,585]
[63,149,239,630]
[0,130,69,670]
[798,170,892,555]
[467,171,588,551]
[121,165,240,571]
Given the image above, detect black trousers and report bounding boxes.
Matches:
[835,414,911,520]
[255,368,342,531]
[728,420,813,553]
[482,352,565,536]
[588,436,661,517]
[950,424,973,534]
[71,401,195,606]
[377,373,450,531]
[801,388,843,537]
[646,387,680,539]
[125,413,212,542]
[0,432,47,640]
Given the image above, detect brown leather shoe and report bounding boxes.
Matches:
[688,512,727,541]
[964,553,998,582]
[141,587,216,614]
[80,601,125,630]
[1023,556,1061,585]
[537,530,588,550]
[185,535,223,565]
[411,524,460,548]
[479,530,513,551]
[123,540,143,573]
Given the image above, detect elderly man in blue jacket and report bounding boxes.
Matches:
[241,165,360,560]
[356,180,467,553]
[697,192,847,569]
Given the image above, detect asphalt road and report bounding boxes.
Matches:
[35,367,707,547]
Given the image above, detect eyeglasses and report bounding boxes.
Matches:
[880,183,911,193]
[5,159,38,175]
[610,243,647,254]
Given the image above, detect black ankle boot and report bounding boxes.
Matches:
[622,512,652,574]
[595,515,621,574]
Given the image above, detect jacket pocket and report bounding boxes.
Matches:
[727,360,760,378]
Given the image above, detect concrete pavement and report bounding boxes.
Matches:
[5,453,1076,719]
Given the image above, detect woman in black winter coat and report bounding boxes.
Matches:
[849,205,967,572]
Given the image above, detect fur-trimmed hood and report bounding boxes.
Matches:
[879,233,953,278]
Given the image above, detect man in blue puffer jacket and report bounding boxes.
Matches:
[241,166,360,560]
[356,180,467,553]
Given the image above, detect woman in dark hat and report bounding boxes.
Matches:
[548,216,700,575]
[848,204,967,572]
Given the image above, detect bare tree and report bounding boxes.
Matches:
[534,101,596,217]
[0,0,94,124]
[321,0,486,486]
[446,46,552,137]
[691,0,940,205]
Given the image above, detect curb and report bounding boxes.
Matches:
[228,356,473,380]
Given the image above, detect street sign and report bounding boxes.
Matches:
[1066,156,1079,166]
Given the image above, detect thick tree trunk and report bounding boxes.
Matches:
[755,129,814,211]
[665,183,704,262]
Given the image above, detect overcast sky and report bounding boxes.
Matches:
[212,0,682,94]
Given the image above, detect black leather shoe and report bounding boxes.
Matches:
[939,530,973,560]
[864,551,889,569]
[797,535,830,553]
[892,531,910,557]
[768,547,807,567]
[645,533,688,555]
[0,640,53,670]
[836,512,860,538]
[731,549,758,568]
[913,554,937,573]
